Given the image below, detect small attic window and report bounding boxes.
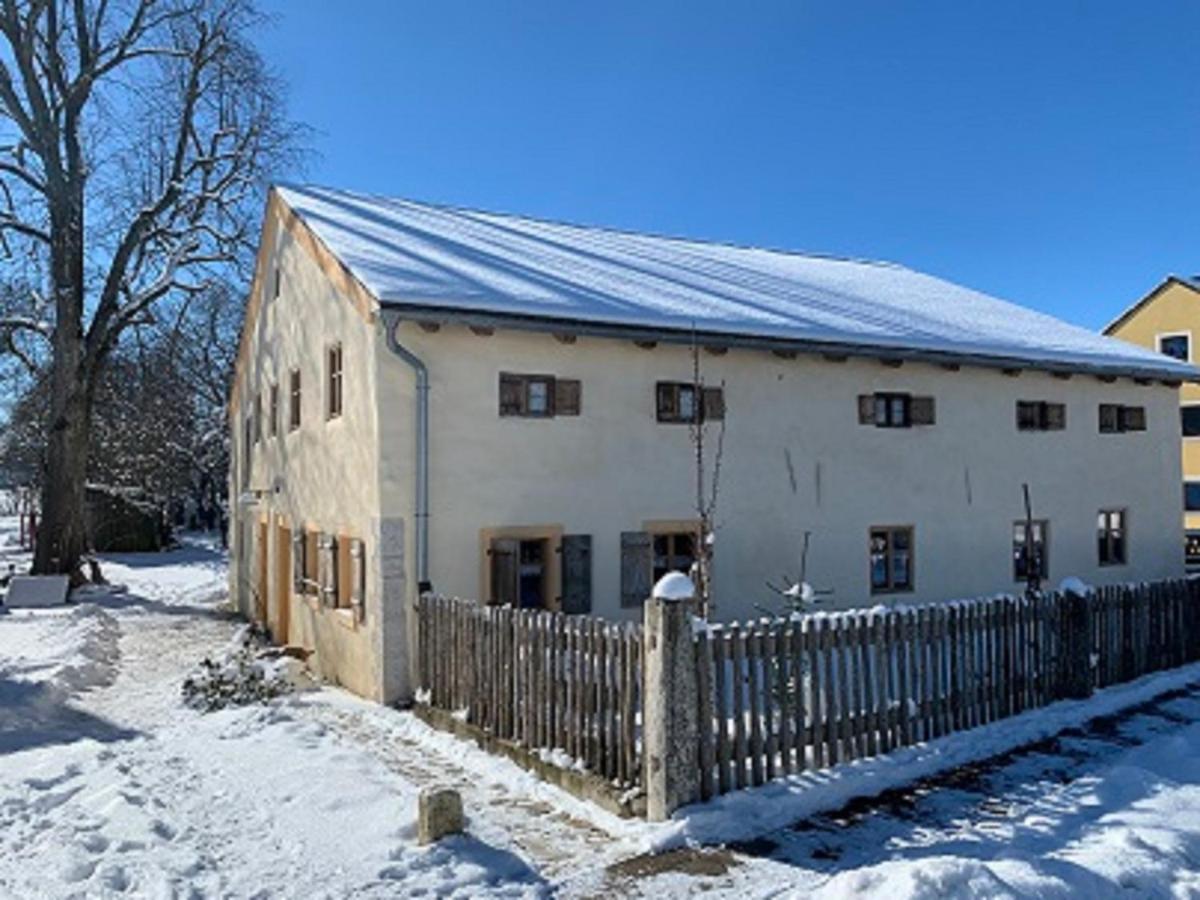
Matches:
[1158,333,1190,362]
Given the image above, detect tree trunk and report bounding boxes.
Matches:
[34,360,91,576]
[34,189,90,578]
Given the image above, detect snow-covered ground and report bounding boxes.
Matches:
[4,520,1200,898]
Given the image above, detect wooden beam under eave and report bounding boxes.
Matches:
[1052,371,1072,380]
[1095,374,1117,384]
[822,353,849,363]
[1133,377,1153,386]
[1161,378,1183,388]
[417,321,441,333]
[469,325,495,337]
[553,333,577,344]
[939,362,961,372]
[771,349,798,360]
[703,345,728,356]
[634,340,657,350]
[879,358,904,368]
[1002,368,1022,377]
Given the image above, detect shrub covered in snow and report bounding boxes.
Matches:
[181,624,298,712]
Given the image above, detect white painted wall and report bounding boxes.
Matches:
[378,323,1184,625]
[229,215,401,700]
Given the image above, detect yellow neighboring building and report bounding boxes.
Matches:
[1105,276,1200,565]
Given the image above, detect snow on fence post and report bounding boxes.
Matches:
[1061,585,1095,700]
[643,572,702,821]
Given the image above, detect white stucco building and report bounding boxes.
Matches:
[228,185,1195,703]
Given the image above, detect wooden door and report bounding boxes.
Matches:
[256,519,269,624]
[274,523,291,644]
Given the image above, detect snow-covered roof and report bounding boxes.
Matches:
[277,184,1196,380]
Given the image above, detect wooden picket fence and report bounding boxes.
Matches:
[692,578,1200,801]
[416,595,644,790]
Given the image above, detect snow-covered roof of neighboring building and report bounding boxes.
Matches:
[277,184,1196,380]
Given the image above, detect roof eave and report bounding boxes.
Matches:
[378,300,1198,384]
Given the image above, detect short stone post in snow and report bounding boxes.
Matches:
[643,571,702,822]
[1060,580,1095,700]
[417,787,464,844]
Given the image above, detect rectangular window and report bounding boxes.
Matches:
[1013,520,1048,582]
[1185,483,1200,512]
[1016,401,1066,431]
[269,384,279,437]
[1182,406,1200,437]
[858,393,935,428]
[253,393,262,444]
[652,531,697,583]
[241,416,252,489]
[497,373,575,418]
[289,369,301,431]
[1159,333,1190,362]
[875,393,910,428]
[273,265,281,299]
[657,382,697,423]
[1100,404,1146,434]
[869,526,914,593]
[1097,509,1127,566]
[487,535,552,609]
[327,343,343,419]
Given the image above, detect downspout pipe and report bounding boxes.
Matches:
[380,309,431,593]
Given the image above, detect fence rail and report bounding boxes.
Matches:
[416,595,643,790]
[693,579,1200,802]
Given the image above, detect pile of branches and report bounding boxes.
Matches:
[181,624,292,712]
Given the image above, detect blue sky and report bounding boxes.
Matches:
[256,1,1199,330]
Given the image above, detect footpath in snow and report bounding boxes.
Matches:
[4,523,1200,898]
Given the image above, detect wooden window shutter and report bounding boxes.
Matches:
[555,379,581,416]
[910,396,936,426]
[336,537,352,608]
[620,531,653,608]
[489,537,520,606]
[321,534,338,606]
[499,374,524,416]
[1045,402,1066,431]
[857,394,876,425]
[292,531,305,593]
[656,382,676,421]
[560,534,592,614]
[702,386,725,421]
[350,539,366,622]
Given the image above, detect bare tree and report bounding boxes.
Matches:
[0,0,295,576]
[687,334,725,618]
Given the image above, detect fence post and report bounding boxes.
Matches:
[643,574,702,821]
[1062,587,1094,700]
